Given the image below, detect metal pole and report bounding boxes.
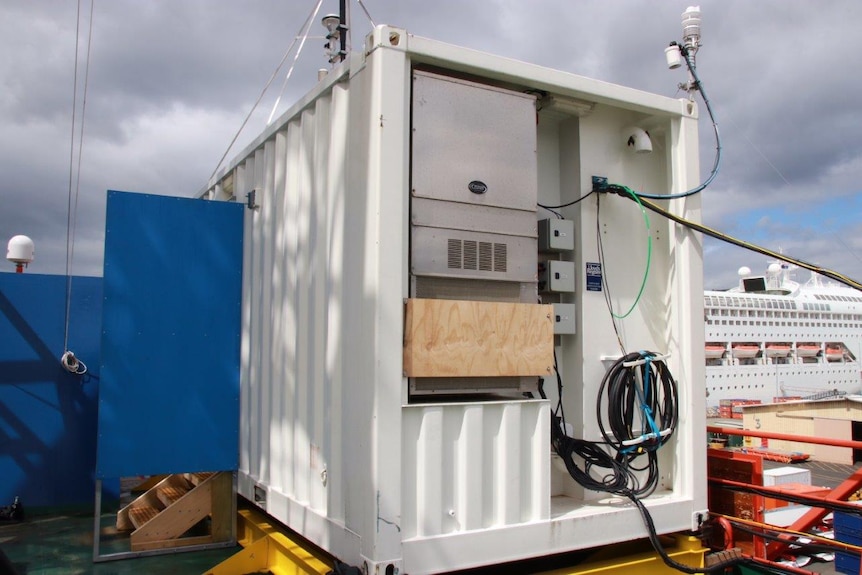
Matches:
[338,0,347,62]
[92,479,102,561]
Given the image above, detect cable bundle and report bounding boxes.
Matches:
[549,352,741,572]
[597,352,678,497]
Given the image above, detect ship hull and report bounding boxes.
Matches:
[706,359,862,410]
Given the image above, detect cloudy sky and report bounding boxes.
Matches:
[1,1,861,289]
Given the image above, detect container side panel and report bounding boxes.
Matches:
[342,59,373,544]
[310,94,333,515]
[293,107,314,507]
[255,150,269,481]
[402,401,548,538]
[239,88,345,519]
[282,120,301,498]
[260,140,276,486]
[248,153,262,481]
[269,129,288,492]
[238,162,252,476]
[325,82,350,524]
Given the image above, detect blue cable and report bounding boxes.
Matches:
[612,50,722,200]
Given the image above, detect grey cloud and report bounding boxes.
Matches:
[2,0,861,290]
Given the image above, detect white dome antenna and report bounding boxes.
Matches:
[737,266,751,277]
[7,235,35,273]
[622,126,653,154]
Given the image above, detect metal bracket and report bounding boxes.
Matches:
[691,509,709,532]
[246,189,258,210]
[591,175,608,191]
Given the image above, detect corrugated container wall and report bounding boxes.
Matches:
[201,26,707,574]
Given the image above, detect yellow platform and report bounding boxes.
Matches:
[204,506,332,575]
[205,503,707,575]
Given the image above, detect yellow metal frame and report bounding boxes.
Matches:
[205,506,706,575]
[204,507,332,575]
[541,535,706,574]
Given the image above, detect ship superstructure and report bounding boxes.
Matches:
[705,263,862,410]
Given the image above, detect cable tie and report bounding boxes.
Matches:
[623,352,670,367]
[621,428,672,447]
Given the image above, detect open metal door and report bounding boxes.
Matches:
[94,190,243,561]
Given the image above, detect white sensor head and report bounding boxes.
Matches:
[7,235,34,265]
[665,44,682,69]
[738,266,751,277]
[321,14,340,34]
[681,6,702,51]
[623,126,653,154]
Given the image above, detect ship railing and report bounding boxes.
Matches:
[706,425,862,572]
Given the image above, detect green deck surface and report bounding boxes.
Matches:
[0,509,238,575]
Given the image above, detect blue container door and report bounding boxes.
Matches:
[96,191,243,478]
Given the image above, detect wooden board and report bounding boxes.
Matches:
[403,299,554,378]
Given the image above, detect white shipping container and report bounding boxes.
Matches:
[763,467,812,487]
[203,26,706,574]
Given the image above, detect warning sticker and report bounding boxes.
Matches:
[586,262,602,292]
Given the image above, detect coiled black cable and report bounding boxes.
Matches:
[550,352,743,573]
[597,352,678,493]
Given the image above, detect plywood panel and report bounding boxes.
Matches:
[403,299,553,377]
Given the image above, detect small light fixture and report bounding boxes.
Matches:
[246,189,258,210]
[623,126,652,154]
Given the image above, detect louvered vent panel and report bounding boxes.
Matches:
[463,241,478,270]
[447,239,461,269]
[478,242,493,271]
[442,238,511,274]
[494,243,507,272]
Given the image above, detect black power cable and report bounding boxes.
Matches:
[598,352,678,498]
[602,185,862,292]
[551,351,744,573]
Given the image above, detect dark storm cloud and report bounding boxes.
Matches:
[1,0,861,288]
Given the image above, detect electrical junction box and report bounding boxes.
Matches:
[540,260,575,293]
[539,218,575,252]
[553,303,576,334]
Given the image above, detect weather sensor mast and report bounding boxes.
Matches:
[664,6,702,97]
[6,235,35,273]
[322,0,349,66]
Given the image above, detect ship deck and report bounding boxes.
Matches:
[0,506,237,575]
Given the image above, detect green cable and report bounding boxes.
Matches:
[610,185,651,319]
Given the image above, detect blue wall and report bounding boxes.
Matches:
[0,272,103,507]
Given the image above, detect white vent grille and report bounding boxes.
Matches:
[445,238,509,273]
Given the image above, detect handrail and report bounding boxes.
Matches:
[707,425,862,566]
[707,425,862,451]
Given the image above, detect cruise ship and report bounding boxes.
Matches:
[704,262,862,411]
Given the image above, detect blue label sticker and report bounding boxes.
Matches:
[586,262,602,292]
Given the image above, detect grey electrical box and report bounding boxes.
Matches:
[538,219,574,252]
[553,303,576,335]
[540,260,575,293]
